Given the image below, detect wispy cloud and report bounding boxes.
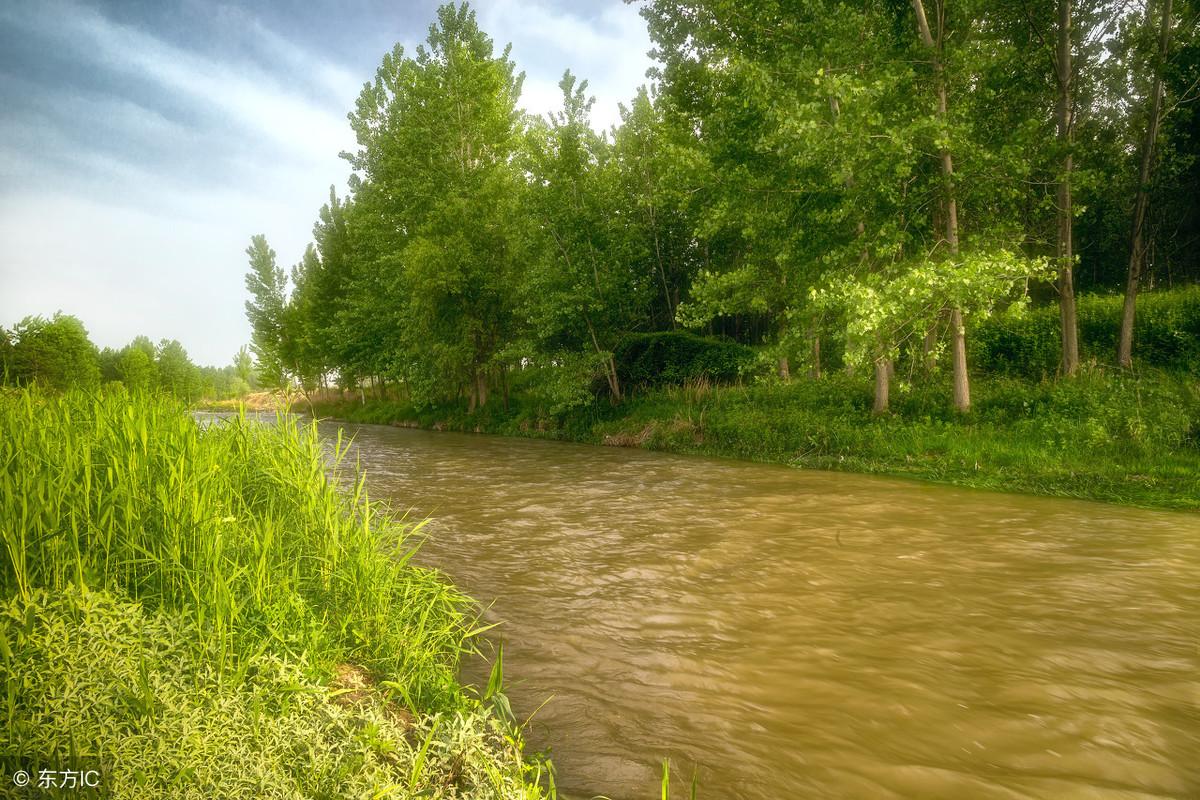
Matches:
[0,0,359,363]
[0,0,356,168]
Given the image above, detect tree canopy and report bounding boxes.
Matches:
[242,0,1200,414]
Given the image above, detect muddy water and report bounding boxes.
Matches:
[322,421,1199,799]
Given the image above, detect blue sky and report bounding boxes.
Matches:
[0,0,654,365]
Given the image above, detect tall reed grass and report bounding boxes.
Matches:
[0,386,551,797]
[0,386,470,708]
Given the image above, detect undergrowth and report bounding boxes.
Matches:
[1,587,539,799]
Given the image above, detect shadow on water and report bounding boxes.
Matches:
[317,420,1199,800]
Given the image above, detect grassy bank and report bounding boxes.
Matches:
[0,387,550,798]
[311,368,1200,511]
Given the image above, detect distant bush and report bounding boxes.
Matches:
[972,286,1200,376]
[613,331,755,389]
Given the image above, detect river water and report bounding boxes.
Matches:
[320,420,1199,799]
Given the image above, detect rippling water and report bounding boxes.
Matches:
[319,421,1200,799]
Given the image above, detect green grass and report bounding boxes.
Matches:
[312,367,1200,511]
[0,386,550,798]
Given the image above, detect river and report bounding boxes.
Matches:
[319,420,1199,799]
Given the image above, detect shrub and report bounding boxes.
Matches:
[971,286,1200,376]
[613,331,755,390]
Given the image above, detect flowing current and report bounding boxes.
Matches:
[321,420,1199,799]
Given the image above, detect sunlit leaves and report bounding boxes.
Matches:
[816,250,1055,366]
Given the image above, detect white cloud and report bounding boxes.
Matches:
[206,3,365,104]
[0,178,327,365]
[476,0,654,130]
[0,0,357,364]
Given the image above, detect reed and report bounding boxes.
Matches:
[0,385,552,797]
[0,385,476,706]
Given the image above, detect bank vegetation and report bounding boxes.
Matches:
[0,387,552,798]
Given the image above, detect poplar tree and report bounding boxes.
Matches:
[1119,0,1176,368]
[344,3,526,408]
[523,71,648,404]
[244,234,288,389]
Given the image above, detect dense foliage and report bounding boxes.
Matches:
[2,313,100,391]
[972,286,1200,376]
[613,331,754,390]
[248,0,1199,418]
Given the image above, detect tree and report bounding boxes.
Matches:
[155,339,201,401]
[640,0,903,380]
[818,252,1054,413]
[244,234,288,388]
[1055,0,1082,375]
[0,327,12,381]
[116,345,155,392]
[611,86,699,333]
[343,2,527,408]
[989,0,1126,373]
[282,245,325,390]
[306,189,357,387]
[911,0,972,412]
[523,71,650,403]
[1118,0,1175,368]
[6,313,100,390]
[197,364,250,399]
[234,346,255,389]
[98,347,121,383]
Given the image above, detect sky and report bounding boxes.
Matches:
[0,0,656,366]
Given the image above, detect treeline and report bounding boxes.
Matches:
[246,1,1200,414]
[0,312,254,401]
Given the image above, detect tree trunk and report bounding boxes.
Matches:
[607,355,622,403]
[1118,0,1172,369]
[648,204,675,329]
[1056,0,1080,376]
[584,313,621,402]
[778,356,791,381]
[923,320,939,373]
[476,369,488,409]
[873,356,891,414]
[913,0,970,412]
[810,334,821,380]
[950,308,969,409]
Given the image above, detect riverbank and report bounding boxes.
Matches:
[310,368,1200,511]
[197,389,289,411]
[0,388,550,798]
